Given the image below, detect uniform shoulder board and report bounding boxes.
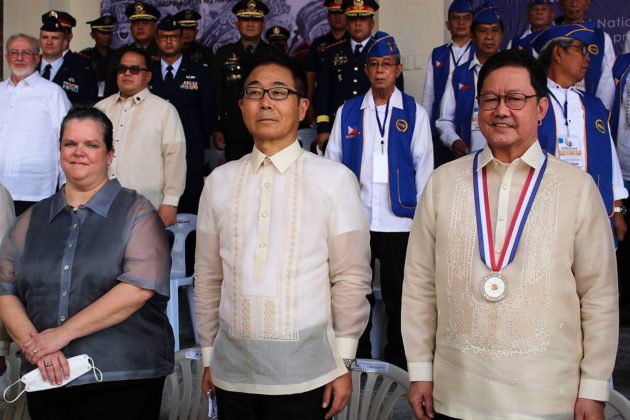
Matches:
[324,39,347,51]
[74,51,90,59]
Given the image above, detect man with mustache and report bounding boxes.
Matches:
[532,24,628,243]
[0,33,71,216]
[403,49,619,420]
[436,1,503,159]
[326,32,433,369]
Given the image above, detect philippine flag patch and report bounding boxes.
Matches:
[346,126,359,138]
[436,60,444,68]
[458,83,472,90]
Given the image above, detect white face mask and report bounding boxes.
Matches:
[3,354,103,403]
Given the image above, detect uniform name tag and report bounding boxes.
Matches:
[557,135,585,169]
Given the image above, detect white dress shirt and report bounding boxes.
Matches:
[506,27,532,50]
[547,79,627,200]
[436,53,486,152]
[160,56,182,80]
[421,40,474,121]
[0,72,71,201]
[327,88,434,232]
[615,75,630,182]
[588,31,616,110]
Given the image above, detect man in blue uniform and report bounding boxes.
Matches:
[212,0,280,162]
[436,1,503,158]
[38,12,98,105]
[151,15,217,214]
[81,15,117,98]
[174,9,215,69]
[507,0,553,54]
[531,24,627,242]
[315,0,403,150]
[326,32,433,367]
[422,0,474,167]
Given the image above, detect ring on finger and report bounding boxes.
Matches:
[31,347,39,355]
[44,361,52,368]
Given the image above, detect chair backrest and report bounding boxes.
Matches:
[167,214,198,279]
[606,388,630,419]
[162,348,208,420]
[334,359,409,420]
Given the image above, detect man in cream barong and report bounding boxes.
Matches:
[402,50,619,420]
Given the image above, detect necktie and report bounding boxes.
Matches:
[354,43,362,58]
[246,45,254,54]
[165,65,174,83]
[42,64,52,80]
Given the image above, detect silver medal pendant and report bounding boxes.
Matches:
[480,272,508,302]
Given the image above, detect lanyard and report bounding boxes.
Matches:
[548,89,569,127]
[375,100,390,139]
[450,41,472,68]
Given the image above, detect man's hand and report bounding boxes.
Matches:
[574,397,604,420]
[213,131,225,151]
[322,371,352,419]
[451,139,469,158]
[614,212,627,242]
[158,205,177,227]
[201,367,216,396]
[409,381,435,420]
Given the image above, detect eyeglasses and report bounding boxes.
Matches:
[567,44,588,56]
[115,64,150,75]
[366,61,397,70]
[242,86,300,100]
[477,93,538,111]
[7,50,36,58]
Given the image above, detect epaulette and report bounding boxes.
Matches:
[74,51,90,59]
[324,39,347,52]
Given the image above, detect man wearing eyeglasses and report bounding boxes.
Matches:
[0,33,71,216]
[195,55,371,420]
[326,32,433,369]
[151,15,216,214]
[95,48,186,227]
[531,25,628,244]
[436,1,503,159]
[403,49,618,420]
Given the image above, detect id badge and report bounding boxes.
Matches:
[373,152,388,184]
[472,105,480,131]
[557,135,585,169]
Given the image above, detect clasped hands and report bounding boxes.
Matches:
[21,328,70,385]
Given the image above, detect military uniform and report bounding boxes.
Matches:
[40,52,98,105]
[183,42,215,69]
[82,15,117,85]
[305,31,349,74]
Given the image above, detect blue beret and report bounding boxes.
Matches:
[366,31,400,58]
[473,1,502,25]
[530,24,595,54]
[449,0,473,15]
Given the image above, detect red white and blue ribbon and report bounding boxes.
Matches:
[473,151,548,272]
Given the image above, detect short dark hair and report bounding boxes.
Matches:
[118,47,150,69]
[243,55,306,98]
[60,106,114,151]
[477,50,547,99]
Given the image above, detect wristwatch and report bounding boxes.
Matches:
[614,205,628,215]
[343,358,357,371]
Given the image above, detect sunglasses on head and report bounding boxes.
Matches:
[115,64,149,75]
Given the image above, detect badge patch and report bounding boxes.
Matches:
[458,83,472,90]
[588,43,599,55]
[62,81,79,93]
[595,119,606,134]
[396,119,408,132]
[346,126,359,138]
[180,81,199,90]
[333,52,348,66]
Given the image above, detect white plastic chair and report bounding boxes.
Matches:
[166,214,199,351]
[334,359,409,420]
[161,348,208,420]
[606,388,630,419]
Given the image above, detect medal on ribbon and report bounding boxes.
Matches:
[472,151,548,302]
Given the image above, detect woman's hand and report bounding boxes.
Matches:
[36,350,70,385]
[23,328,71,365]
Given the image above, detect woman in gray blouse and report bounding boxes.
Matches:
[0,106,174,419]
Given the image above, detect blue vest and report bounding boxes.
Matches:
[452,60,476,146]
[510,31,538,56]
[340,93,418,218]
[585,28,606,96]
[610,53,630,141]
[538,91,614,216]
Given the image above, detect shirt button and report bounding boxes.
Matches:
[258,243,266,248]
[60,316,66,322]
[352,91,357,95]
[502,184,507,190]
[64,265,70,271]
[62,291,68,297]
[354,67,358,71]
[73,224,78,228]
[68,243,73,248]
[353,79,357,83]
[495,248,501,254]
[498,216,505,221]
[263,182,270,188]
[261,212,268,218]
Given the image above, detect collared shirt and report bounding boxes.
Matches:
[95,87,186,208]
[40,56,64,81]
[0,179,174,384]
[194,141,372,395]
[0,71,71,202]
[0,183,13,357]
[547,79,627,200]
[506,27,532,50]
[421,39,474,120]
[436,53,485,151]
[326,88,434,232]
[402,141,619,418]
[161,55,183,80]
[616,76,630,181]
[350,38,369,54]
